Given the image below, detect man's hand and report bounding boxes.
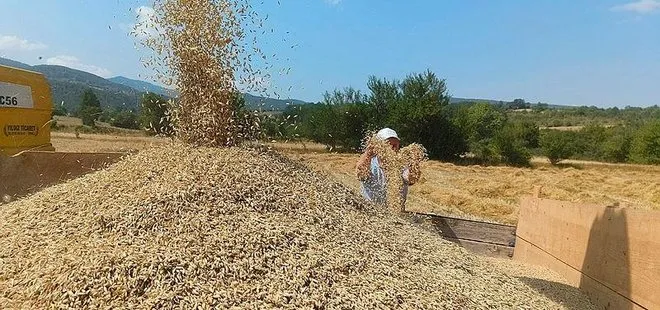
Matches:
[356,143,375,181]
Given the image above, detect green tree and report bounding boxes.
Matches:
[322,87,367,106]
[508,98,529,110]
[308,103,342,150]
[229,91,261,142]
[540,130,578,165]
[532,103,549,112]
[602,126,633,163]
[576,125,608,160]
[494,123,532,167]
[111,110,140,129]
[337,103,372,151]
[77,89,103,127]
[387,70,467,160]
[293,87,373,151]
[139,92,173,136]
[453,103,506,161]
[52,105,68,116]
[629,120,660,164]
[367,76,399,128]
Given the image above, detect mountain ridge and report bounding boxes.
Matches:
[1,56,565,112]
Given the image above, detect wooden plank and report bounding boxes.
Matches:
[514,237,646,310]
[411,212,517,246]
[405,212,516,258]
[515,196,660,310]
[445,237,514,259]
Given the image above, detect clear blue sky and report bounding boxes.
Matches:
[1,0,659,107]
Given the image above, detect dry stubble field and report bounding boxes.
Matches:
[272,142,660,225]
[50,133,660,225]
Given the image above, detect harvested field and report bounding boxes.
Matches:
[276,143,660,225]
[52,116,146,136]
[0,143,594,309]
[51,132,169,153]
[46,136,660,225]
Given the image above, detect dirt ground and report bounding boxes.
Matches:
[49,134,660,225]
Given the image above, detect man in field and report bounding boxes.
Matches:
[355,128,421,207]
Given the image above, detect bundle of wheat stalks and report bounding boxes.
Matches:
[0,143,579,309]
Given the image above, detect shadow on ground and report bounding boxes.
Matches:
[517,276,596,310]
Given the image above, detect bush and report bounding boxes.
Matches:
[602,127,632,163]
[494,123,532,167]
[629,120,660,164]
[540,130,578,165]
[508,121,539,149]
[575,125,608,160]
[451,102,505,163]
[53,105,68,116]
[110,110,140,130]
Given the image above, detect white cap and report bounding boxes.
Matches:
[376,128,399,141]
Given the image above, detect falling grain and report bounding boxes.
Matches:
[135,0,268,147]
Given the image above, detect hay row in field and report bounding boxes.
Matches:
[0,144,588,309]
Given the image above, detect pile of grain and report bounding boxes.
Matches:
[0,143,576,309]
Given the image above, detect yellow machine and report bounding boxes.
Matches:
[0,64,127,201]
[0,64,54,155]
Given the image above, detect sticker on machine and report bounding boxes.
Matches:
[3,124,39,136]
[0,81,34,108]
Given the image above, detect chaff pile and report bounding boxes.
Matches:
[1,144,572,309]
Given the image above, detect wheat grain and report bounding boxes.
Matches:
[0,144,591,309]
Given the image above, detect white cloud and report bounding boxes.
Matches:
[46,55,112,78]
[131,6,159,39]
[611,0,660,14]
[0,35,47,51]
[325,0,342,6]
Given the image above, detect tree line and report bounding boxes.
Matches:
[261,70,660,166]
[53,76,660,166]
[52,89,140,130]
[52,88,253,139]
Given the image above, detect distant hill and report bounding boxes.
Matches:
[0,58,32,70]
[243,93,312,111]
[449,97,574,109]
[111,75,313,111]
[3,56,567,113]
[0,57,314,113]
[0,57,143,113]
[108,76,176,97]
[450,97,503,105]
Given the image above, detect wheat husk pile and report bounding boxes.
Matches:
[0,143,580,309]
